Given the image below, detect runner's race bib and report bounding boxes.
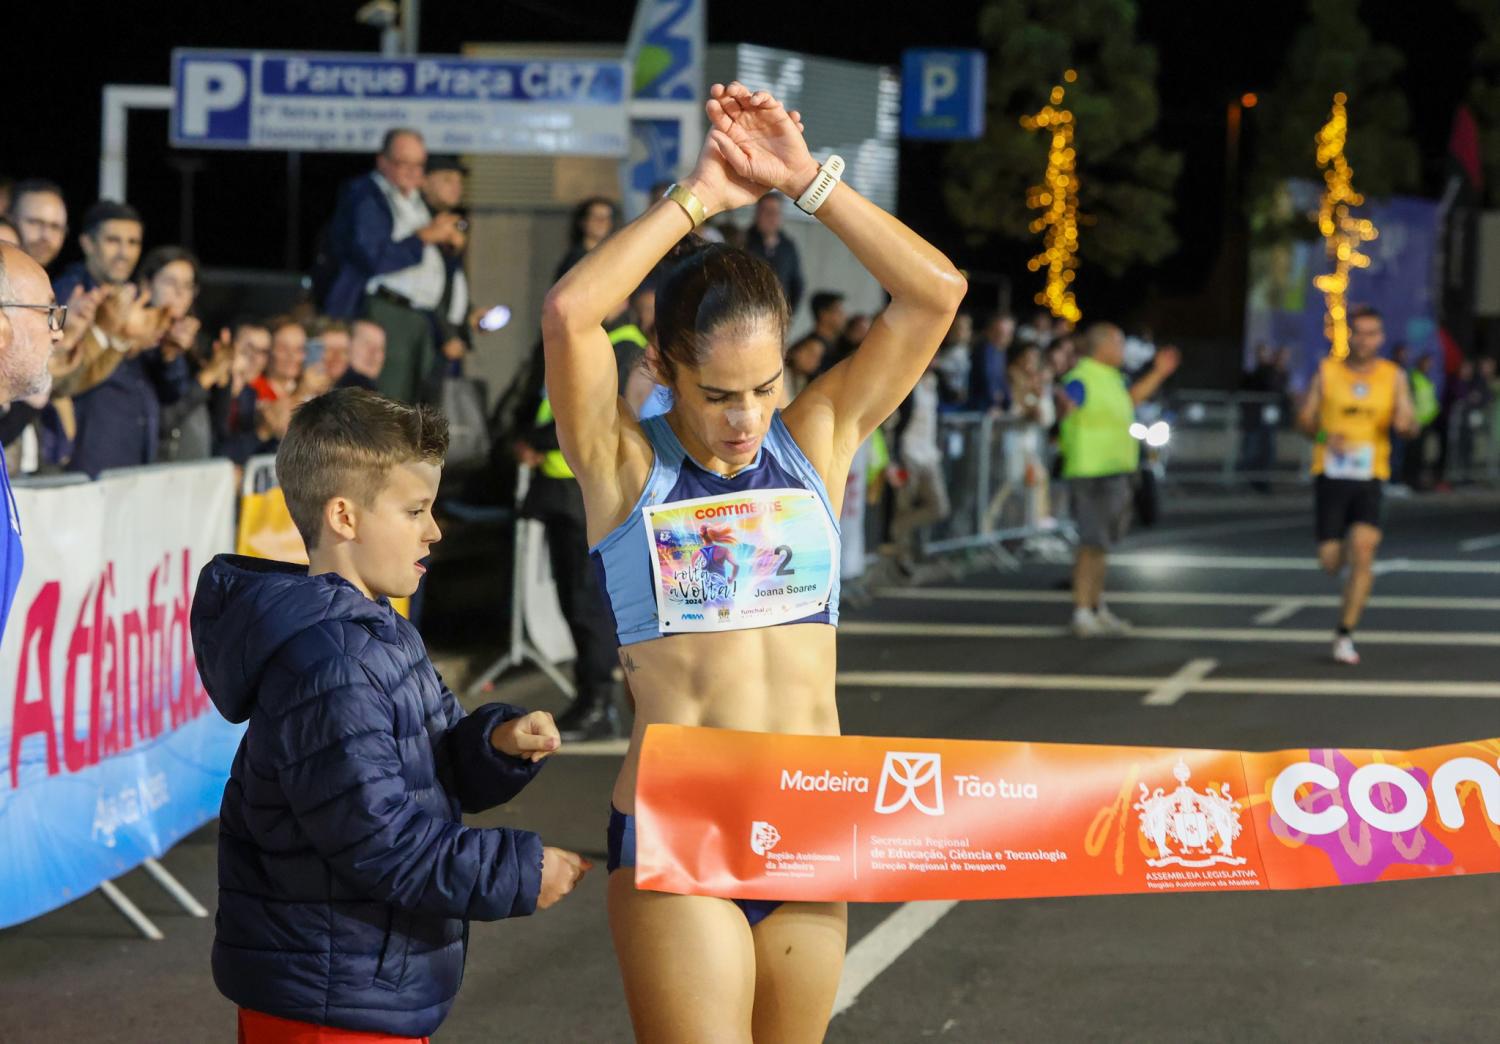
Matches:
[643,489,836,633]
[1324,442,1375,480]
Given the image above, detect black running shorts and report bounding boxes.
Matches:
[1314,475,1383,543]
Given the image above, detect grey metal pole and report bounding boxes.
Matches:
[402,0,421,54]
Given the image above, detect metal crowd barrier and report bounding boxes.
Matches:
[905,412,1072,566]
[1444,399,1500,485]
[1165,387,1500,489]
[1163,389,1310,487]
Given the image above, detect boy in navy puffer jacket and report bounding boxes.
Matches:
[192,388,590,1043]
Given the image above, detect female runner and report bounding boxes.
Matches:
[542,82,965,1042]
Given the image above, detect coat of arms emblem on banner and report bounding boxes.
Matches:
[1134,759,1247,868]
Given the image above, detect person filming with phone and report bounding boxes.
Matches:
[323,129,465,404]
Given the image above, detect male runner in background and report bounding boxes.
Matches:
[1297,306,1417,665]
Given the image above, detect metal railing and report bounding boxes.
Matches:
[1163,387,1500,489]
[888,412,1071,567]
[1162,389,1310,487]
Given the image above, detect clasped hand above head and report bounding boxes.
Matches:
[676,81,817,218]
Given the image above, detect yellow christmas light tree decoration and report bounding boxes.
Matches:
[1312,92,1378,359]
[1021,80,1082,323]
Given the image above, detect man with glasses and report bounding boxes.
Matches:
[323,128,466,403]
[0,242,65,640]
[7,179,68,271]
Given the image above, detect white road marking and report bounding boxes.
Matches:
[1109,552,1500,575]
[836,670,1500,700]
[833,901,958,1019]
[1459,532,1500,553]
[875,588,1500,611]
[1125,515,1306,545]
[1253,599,1307,625]
[1142,658,1219,706]
[841,620,1500,647]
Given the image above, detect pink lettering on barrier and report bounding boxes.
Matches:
[8,549,208,789]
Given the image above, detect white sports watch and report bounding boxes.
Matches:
[794,154,845,215]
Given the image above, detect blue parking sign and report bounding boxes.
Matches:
[901,49,986,140]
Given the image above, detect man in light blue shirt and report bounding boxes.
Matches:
[0,243,64,640]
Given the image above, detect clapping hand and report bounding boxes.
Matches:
[162,314,202,359]
[96,285,171,352]
[198,328,235,389]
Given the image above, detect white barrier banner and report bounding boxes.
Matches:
[0,462,241,926]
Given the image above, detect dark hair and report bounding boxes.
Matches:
[9,178,65,212]
[81,199,142,237]
[0,215,17,239]
[139,245,200,287]
[277,388,448,551]
[810,291,844,320]
[265,314,305,337]
[1006,339,1040,368]
[1350,304,1382,324]
[380,127,423,157]
[653,240,791,383]
[568,196,618,247]
[310,317,351,337]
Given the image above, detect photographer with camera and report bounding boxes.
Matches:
[322,129,465,404]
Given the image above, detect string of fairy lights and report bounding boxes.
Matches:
[1311,91,1378,359]
[1017,80,1373,344]
[1022,70,1082,323]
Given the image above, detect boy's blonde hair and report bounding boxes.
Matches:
[276,389,449,550]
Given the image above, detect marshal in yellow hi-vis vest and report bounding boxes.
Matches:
[533,396,575,480]
[1311,357,1400,481]
[533,325,648,482]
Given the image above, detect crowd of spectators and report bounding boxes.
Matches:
[0,131,469,483]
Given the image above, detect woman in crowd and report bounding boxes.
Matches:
[553,196,619,282]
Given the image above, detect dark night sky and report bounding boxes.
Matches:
[1,1,1483,322]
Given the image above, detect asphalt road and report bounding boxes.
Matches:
[3,491,1497,1043]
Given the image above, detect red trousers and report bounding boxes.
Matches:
[237,1008,430,1044]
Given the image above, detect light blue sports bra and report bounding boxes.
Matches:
[589,412,841,647]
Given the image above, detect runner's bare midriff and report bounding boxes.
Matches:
[612,622,839,813]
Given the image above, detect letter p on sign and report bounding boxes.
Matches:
[921,61,958,115]
[901,49,985,141]
[172,52,254,147]
[182,62,247,135]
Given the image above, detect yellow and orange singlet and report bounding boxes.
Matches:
[1310,356,1400,481]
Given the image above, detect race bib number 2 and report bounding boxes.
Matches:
[1324,442,1375,480]
[643,489,836,633]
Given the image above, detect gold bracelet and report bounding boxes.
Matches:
[664,183,707,229]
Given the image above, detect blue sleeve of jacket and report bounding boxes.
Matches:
[267,657,543,921]
[433,691,546,814]
[349,187,425,277]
